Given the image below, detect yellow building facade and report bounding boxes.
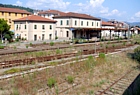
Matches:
[0,7,31,31]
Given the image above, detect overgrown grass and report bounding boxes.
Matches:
[47,77,56,88]
[4,68,21,74]
[66,75,74,84]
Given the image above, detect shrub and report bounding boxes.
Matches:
[26,45,28,48]
[50,41,54,46]
[47,77,56,88]
[133,46,140,62]
[112,44,115,48]
[0,45,4,49]
[66,75,74,84]
[29,43,33,46]
[55,36,58,40]
[43,42,46,44]
[100,43,103,47]
[123,42,126,46]
[15,38,19,42]
[105,45,108,49]
[99,53,106,59]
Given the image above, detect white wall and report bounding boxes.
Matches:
[14,21,56,41]
[54,17,101,39]
[101,25,115,37]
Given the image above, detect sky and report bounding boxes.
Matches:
[0,0,140,22]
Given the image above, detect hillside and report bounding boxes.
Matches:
[0,3,34,13]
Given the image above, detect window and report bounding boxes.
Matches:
[15,13,17,16]
[16,25,18,30]
[21,13,23,17]
[42,25,45,29]
[34,25,37,29]
[87,21,89,26]
[60,20,63,25]
[25,25,26,29]
[92,22,94,26]
[50,25,52,30]
[97,22,98,26]
[66,20,69,25]
[75,20,77,26]
[9,12,11,16]
[66,31,69,37]
[2,12,4,16]
[81,21,83,26]
[9,19,11,23]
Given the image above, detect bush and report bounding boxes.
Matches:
[112,44,115,48]
[43,42,46,44]
[0,45,4,49]
[15,38,19,42]
[99,53,106,59]
[50,41,54,46]
[47,77,56,88]
[29,43,33,46]
[66,76,74,84]
[4,68,21,74]
[133,46,140,62]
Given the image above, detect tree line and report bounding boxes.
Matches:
[0,3,34,13]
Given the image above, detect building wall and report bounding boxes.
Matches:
[14,21,56,41]
[54,18,101,39]
[0,11,30,31]
[101,25,115,37]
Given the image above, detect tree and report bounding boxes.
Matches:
[0,19,10,43]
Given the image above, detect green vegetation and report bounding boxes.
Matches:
[0,3,34,13]
[66,75,74,84]
[99,53,106,59]
[4,68,21,74]
[0,45,4,49]
[29,43,33,46]
[0,19,11,42]
[47,77,56,88]
[43,42,46,44]
[133,46,140,63]
[50,41,54,46]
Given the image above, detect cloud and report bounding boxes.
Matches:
[26,0,70,10]
[135,11,140,18]
[15,0,22,6]
[102,9,122,17]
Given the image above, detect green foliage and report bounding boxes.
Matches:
[100,43,103,47]
[0,45,4,49]
[47,77,56,88]
[43,42,46,44]
[55,36,58,40]
[0,19,10,41]
[50,41,54,46]
[123,42,126,46]
[15,38,19,42]
[4,68,21,74]
[12,88,19,95]
[105,45,108,49]
[133,46,140,63]
[66,75,74,84]
[56,49,62,54]
[29,43,33,46]
[26,45,28,48]
[0,3,34,13]
[112,44,115,48]
[99,53,106,59]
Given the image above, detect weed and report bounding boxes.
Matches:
[66,75,74,84]
[56,49,62,54]
[50,41,54,46]
[26,45,28,48]
[105,45,108,49]
[88,90,94,95]
[4,68,21,74]
[0,45,4,49]
[30,42,33,46]
[99,53,106,59]
[112,44,115,48]
[47,77,56,88]
[14,46,17,49]
[43,42,46,44]
[12,88,19,95]
[100,43,103,47]
[123,42,126,46]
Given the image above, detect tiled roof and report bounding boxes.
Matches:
[0,7,31,14]
[102,21,115,26]
[53,12,100,20]
[13,15,57,23]
[38,10,66,16]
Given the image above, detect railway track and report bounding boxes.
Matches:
[95,67,140,95]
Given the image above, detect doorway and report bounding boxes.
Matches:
[34,35,37,41]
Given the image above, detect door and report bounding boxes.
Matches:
[49,34,52,40]
[34,35,37,41]
[42,34,45,40]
